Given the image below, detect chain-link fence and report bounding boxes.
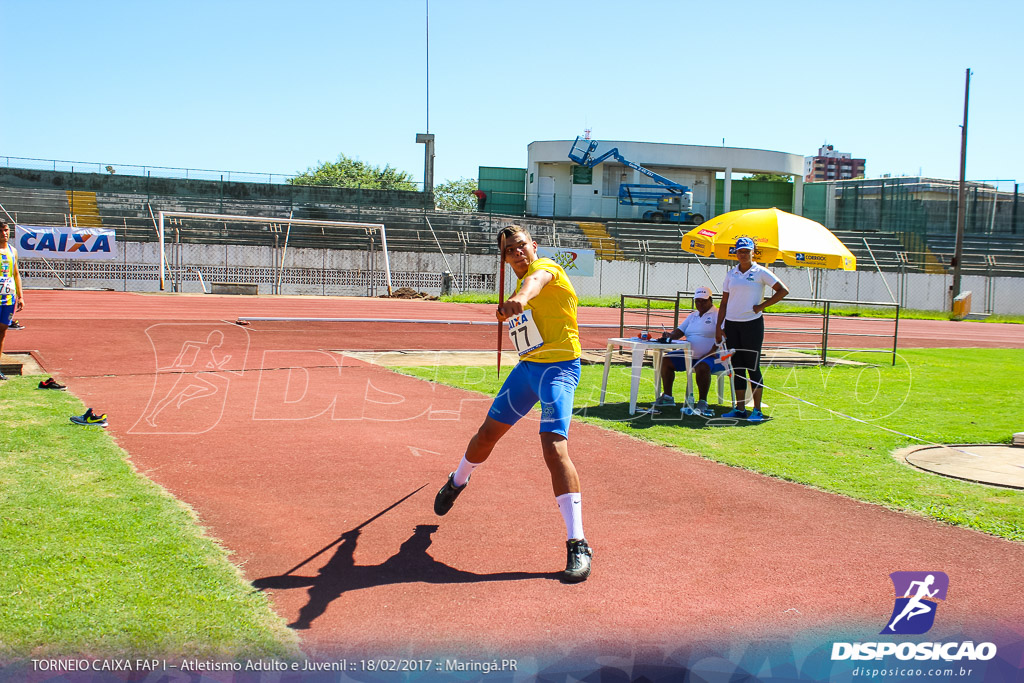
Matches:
[806,177,1022,236]
[3,155,301,186]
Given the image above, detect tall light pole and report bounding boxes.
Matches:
[416,0,435,195]
[951,68,971,308]
[425,0,429,134]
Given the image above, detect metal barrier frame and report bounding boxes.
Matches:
[618,294,682,337]
[618,293,900,366]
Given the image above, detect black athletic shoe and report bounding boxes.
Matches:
[562,538,593,583]
[38,377,67,390]
[70,408,108,427]
[8,320,24,330]
[433,472,468,516]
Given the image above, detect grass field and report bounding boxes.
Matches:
[440,293,1024,324]
[0,379,299,660]
[396,349,1024,542]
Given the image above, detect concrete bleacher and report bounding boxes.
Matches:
[0,181,584,258]
[819,230,1024,275]
[924,234,1024,274]
[0,186,70,226]
[829,230,909,270]
[6,170,1019,278]
[605,221,692,262]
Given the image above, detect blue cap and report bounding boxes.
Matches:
[734,237,755,251]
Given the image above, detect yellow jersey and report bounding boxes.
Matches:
[517,258,580,363]
[0,245,17,306]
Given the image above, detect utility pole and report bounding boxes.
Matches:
[951,68,971,308]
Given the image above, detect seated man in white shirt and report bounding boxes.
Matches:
[655,286,725,416]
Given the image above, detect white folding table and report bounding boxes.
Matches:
[598,338,692,415]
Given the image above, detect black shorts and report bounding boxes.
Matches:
[723,317,764,372]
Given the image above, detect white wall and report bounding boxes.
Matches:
[528,139,802,220]
[530,140,805,175]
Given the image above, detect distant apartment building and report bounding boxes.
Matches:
[804,144,865,182]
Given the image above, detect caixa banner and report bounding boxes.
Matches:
[14,224,118,260]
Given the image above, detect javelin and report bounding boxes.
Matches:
[496,231,506,376]
[282,484,425,576]
[738,376,984,460]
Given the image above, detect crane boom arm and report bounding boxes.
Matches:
[567,136,684,194]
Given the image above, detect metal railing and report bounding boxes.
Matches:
[617,294,683,339]
[2,155,299,185]
[616,293,901,366]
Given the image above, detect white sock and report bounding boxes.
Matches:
[452,455,479,488]
[556,492,584,541]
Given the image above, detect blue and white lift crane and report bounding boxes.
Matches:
[568,136,704,224]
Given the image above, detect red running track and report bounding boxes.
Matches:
[8,290,1024,660]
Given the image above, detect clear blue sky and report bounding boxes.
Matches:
[2,0,1020,189]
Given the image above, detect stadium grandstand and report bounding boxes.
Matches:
[1,162,1022,311]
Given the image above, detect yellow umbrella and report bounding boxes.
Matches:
[681,207,856,270]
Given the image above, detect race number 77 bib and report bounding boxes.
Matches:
[0,277,13,297]
[506,309,544,356]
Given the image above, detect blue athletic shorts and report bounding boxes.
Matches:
[665,353,725,374]
[487,358,581,437]
[0,302,14,327]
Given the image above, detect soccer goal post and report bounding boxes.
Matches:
[157,211,393,296]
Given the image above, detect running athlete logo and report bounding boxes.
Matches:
[131,323,249,435]
[883,571,949,635]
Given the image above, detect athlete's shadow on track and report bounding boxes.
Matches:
[253,523,558,630]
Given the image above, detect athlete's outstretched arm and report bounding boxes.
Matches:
[497,270,553,321]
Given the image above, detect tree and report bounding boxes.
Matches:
[745,173,792,182]
[433,177,478,212]
[288,154,417,191]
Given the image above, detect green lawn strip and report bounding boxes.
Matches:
[394,349,1024,543]
[0,378,299,660]
[984,313,1024,324]
[440,294,1024,324]
[769,304,1023,323]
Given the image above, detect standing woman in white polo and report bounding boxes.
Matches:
[714,237,789,422]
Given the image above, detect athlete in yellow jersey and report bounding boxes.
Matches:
[434,225,592,583]
[0,221,25,380]
[513,255,581,363]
